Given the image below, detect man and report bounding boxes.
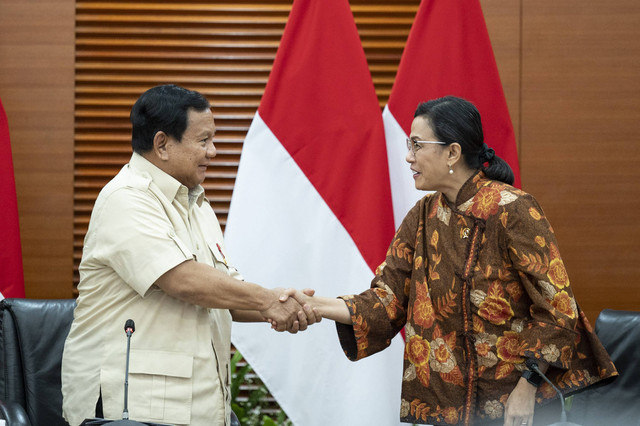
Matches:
[62,84,317,426]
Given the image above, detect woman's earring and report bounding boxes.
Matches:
[448,164,454,174]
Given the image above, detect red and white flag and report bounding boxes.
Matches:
[225,0,404,424]
[0,97,25,299]
[384,0,521,227]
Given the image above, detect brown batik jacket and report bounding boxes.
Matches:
[336,171,617,425]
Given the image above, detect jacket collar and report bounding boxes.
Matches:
[454,170,488,208]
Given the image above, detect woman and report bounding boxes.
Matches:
[284,96,617,425]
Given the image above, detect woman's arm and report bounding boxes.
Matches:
[306,295,351,324]
[279,290,351,325]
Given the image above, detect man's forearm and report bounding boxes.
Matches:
[153,260,318,331]
[230,309,267,322]
[154,259,273,311]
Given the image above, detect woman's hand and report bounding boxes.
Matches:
[503,377,537,426]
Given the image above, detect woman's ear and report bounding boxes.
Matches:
[152,131,170,161]
[448,142,463,165]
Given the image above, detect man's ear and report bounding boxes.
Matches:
[153,131,170,161]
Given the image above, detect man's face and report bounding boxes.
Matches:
[164,108,216,189]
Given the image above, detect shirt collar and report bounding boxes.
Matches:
[128,152,205,207]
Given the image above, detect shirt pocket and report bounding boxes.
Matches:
[101,349,194,425]
[206,238,229,270]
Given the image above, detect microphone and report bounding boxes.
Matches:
[125,319,135,334]
[525,359,582,426]
[122,319,135,420]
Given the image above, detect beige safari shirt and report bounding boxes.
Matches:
[62,153,241,426]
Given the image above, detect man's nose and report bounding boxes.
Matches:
[207,141,217,157]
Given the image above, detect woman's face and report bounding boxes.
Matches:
[406,116,450,192]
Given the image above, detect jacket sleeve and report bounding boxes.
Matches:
[505,193,580,369]
[336,198,425,361]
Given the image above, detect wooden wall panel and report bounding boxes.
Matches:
[0,0,75,298]
[521,0,640,321]
[480,0,522,151]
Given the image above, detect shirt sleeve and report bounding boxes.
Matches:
[505,193,580,369]
[336,199,424,361]
[90,187,193,297]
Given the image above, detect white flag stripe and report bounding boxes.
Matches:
[226,113,404,426]
[383,105,429,228]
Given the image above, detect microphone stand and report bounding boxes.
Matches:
[122,320,133,421]
[83,319,165,426]
[528,362,582,426]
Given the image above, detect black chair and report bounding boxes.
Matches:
[0,298,242,426]
[0,298,76,426]
[568,309,640,426]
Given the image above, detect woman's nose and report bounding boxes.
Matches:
[405,150,414,163]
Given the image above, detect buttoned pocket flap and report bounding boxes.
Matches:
[101,349,194,424]
[129,349,193,378]
[206,238,228,266]
[167,231,194,260]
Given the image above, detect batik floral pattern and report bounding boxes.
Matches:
[468,186,502,219]
[475,332,499,376]
[547,244,570,288]
[413,279,436,329]
[405,333,431,387]
[476,282,514,325]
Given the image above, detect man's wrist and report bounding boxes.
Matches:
[255,286,277,312]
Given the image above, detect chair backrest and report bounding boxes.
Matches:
[0,298,76,426]
[569,309,640,426]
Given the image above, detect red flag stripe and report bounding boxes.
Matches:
[0,98,25,298]
[258,0,394,271]
[388,0,521,187]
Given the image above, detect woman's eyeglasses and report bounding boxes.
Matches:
[406,138,446,156]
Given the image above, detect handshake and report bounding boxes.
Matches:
[259,288,322,333]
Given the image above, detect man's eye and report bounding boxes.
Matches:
[413,142,421,151]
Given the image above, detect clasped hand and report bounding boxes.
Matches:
[260,288,320,333]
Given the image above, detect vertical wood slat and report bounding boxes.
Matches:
[73,0,420,287]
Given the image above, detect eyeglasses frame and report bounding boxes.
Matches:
[405,137,447,156]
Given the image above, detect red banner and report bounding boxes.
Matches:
[0,98,25,298]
